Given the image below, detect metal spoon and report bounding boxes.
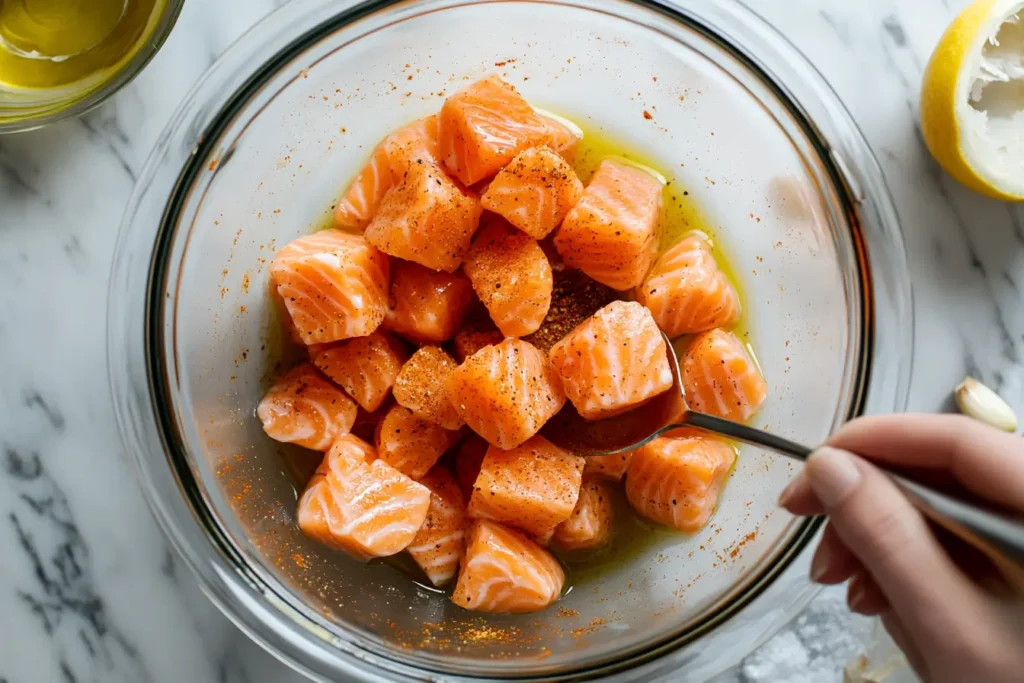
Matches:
[542,332,1024,584]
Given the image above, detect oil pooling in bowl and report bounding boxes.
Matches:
[0,0,165,91]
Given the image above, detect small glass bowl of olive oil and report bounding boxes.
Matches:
[0,0,183,133]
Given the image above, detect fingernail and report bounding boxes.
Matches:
[809,541,830,582]
[778,473,803,508]
[805,446,861,508]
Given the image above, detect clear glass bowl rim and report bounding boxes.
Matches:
[107,0,914,681]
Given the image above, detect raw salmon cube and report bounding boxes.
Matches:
[625,436,735,533]
[467,436,584,538]
[447,338,566,449]
[365,160,482,272]
[392,346,464,430]
[298,434,373,548]
[583,451,633,481]
[452,310,505,362]
[273,301,331,358]
[451,520,565,613]
[462,217,553,337]
[312,331,408,412]
[552,477,614,551]
[270,230,391,343]
[554,159,663,291]
[297,434,431,559]
[300,432,374,496]
[453,435,488,499]
[681,329,767,422]
[548,301,673,419]
[539,113,583,163]
[375,404,461,479]
[334,116,440,230]
[635,235,741,336]
[257,363,357,451]
[439,75,552,186]
[280,307,330,358]
[383,260,475,343]
[480,146,584,239]
[406,466,468,587]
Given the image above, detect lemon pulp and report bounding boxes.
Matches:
[921,0,1024,200]
[0,0,164,91]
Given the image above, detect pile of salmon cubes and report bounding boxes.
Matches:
[257,75,768,614]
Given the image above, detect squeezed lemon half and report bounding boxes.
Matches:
[921,0,1024,201]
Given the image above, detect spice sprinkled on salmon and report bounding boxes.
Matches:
[467,435,585,538]
[365,160,482,273]
[548,301,673,419]
[636,234,741,336]
[447,338,566,449]
[270,230,390,344]
[334,115,440,230]
[439,75,552,186]
[480,146,583,240]
[554,159,663,291]
[375,404,461,480]
[462,216,553,337]
[392,346,464,430]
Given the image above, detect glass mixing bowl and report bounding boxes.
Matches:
[108,0,913,680]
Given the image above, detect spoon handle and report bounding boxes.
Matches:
[681,410,1024,585]
[888,473,1024,586]
[681,411,812,458]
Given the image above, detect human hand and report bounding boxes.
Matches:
[779,414,1024,683]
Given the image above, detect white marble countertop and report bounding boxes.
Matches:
[1,0,1020,681]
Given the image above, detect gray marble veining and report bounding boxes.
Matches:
[1,1,1019,681]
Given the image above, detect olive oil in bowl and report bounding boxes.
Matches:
[0,0,178,131]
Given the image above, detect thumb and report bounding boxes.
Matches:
[804,447,986,647]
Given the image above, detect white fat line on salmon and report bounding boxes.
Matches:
[532,107,584,140]
[601,156,668,186]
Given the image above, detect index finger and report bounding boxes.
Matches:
[827,414,1024,510]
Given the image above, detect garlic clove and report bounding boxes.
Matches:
[954,377,1018,433]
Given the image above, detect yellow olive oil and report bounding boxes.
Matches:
[0,0,164,91]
